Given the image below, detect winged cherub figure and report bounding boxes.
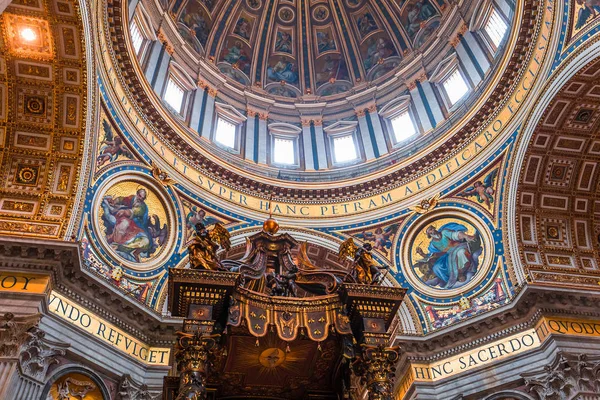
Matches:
[457,169,498,209]
[338,238,388,285]
[188,222,231,270]
[96,120,132,167]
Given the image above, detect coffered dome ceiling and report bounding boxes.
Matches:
[171,0,448,98]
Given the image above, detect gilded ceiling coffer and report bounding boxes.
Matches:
[166,218,406,399]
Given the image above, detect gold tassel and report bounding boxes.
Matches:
[286,343,291,353]
[317,342,322,352]
[255,338,260,347]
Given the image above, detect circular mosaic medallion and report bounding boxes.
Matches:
[400,208,494,297]
[93,173,175,270]
[279,7,295,22]
[312,5,329,22]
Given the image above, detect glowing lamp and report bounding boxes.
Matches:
[19,27,37,42]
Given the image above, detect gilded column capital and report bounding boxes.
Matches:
[258,112,269,121]
[208,87,218,98]
[355,109,366,118]
[353,344,400,400]
[450,36,461,48]
[247,109,258,118]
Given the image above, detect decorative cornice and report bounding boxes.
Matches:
[395,285,600,356]
[0,237,180,346]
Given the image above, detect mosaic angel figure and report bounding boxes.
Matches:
[353,224,398,255]
[457,169,498,209]
[97,120,132,167]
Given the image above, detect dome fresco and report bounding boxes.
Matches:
[121,0,519,183]
[171,0,447,98]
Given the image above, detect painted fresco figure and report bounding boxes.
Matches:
[234,17,251,40]
[405,0,438,38]
[457,169,498,209]
[267,58,299,84]
[222,41,251,75]
[181,11,209,45]
[97,120,132,167]
[275,31,293,54]
[415,223,482,289]
[101,188,158,262]
[357,12,377,37]
[363,37,396,70]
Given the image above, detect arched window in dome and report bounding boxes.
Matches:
[442,69,469,105]
[161,63,195,117]
[163,76,186,114]
[269,123,301,167]
[380,96,420,147]
[212,103,246,153]
[324,121,361,167]
[430,54,471,110]
[333,135,358,163]
[128,5,154,63]
[470,0,511,55]
[483,6,509,51]
[129,20,144,55]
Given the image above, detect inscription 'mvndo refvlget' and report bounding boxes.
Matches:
[48,291,170,366]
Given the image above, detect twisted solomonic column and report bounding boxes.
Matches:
[174,332,220,400]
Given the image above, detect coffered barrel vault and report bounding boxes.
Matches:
[0,0,90,239]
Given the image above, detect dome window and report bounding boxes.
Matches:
[333,134,358,164]
[483,7,508,50]
[430,54,471,110]
[273,137,296,165]
[391,111,417,143]
[129,20,144,56]
[380,96,421,146]
[269,123,302,167]
[163,76,186,114]
[215,117,237,149]
[128,7,155,61]
[441,68,469,107]
[324,121,362,167]
[212,104,246,153]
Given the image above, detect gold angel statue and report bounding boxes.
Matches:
[188,222,231,270]
[338,238,387,285]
